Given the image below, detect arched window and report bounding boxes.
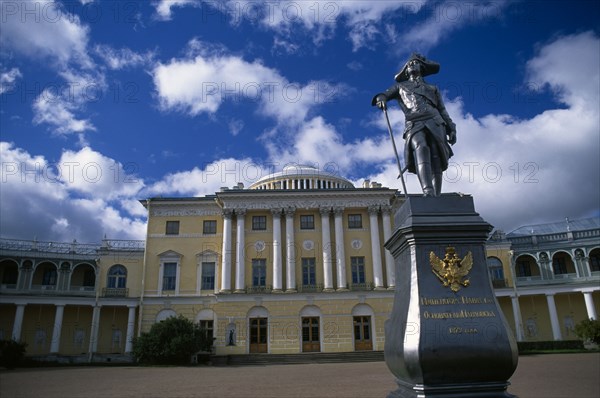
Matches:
[487,257,506,287]
[589,248,600,273]
[107,265,127,288]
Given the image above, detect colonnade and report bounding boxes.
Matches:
[509,290,597,341]
[219,206,395,293]
[10,303,137,354]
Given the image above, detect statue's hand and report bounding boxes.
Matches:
[374,94,387,111]
[448,130,457,145]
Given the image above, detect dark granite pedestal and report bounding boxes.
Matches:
[384,194,518,398]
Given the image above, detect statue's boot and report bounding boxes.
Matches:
[433,172,443,197]
[415,145,434,197]
[417,161,434,197]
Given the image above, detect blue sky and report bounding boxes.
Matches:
[1,0,599,242]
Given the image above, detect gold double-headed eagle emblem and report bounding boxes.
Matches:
[429,247,473,292]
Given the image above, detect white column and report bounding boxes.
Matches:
[583,291,597,320]
[511,296,524,341]
[285,208,297,292]
[220,209,233,293]
[333,207,348,290]
[369,206,385,289]
[125,306,136,353]
[50,305,65,353]
[89,305,101,355]
[381,205,395,288]
[546,294,562,340]
[320,207,334,291]
[272,209,283,292]
[234,209,246,293]
[12,304,26,341]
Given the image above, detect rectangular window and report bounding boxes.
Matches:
[162,262,177,290]
[351,257,366,284]
[42,269,57,285]
[203,220,217,235]
[348,214,362,229]
[201,262,215,290]
[300,215,315,230]
[252,259,267,287]
[165,221,180,235]
[252,216,267,231]
[199,320,214,343]
[302,257,316,285]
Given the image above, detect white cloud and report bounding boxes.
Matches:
[152,40,339,125]
[0,67,22,94]
[153,0,200,21]
[228,119,244,136]
[159,1,423,50]
[31,69,106,138]
[0,142,147,241]
[395,0,509,54]
[94,45,156,70]
[33,89,96,136]
[146,157,274,196]
[58,147,145,200]
[0,0,93,68]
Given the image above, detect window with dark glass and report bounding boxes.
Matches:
[302,257,316,285]
[516,261,532,277]
[351,257,365,284]
[348,214,362,229]
[300,214,315,229]
[252,259,267,287]
[42,268,57,285]
[165,220,180,235]
[590,250,600,272]
[300,215,315,230]
[552,257,568,275]
[487,257,505,280]
[201,262,215,290]
[203,220,217,235]
[252,216,267,230]
[199,320,214,343]
[107,265,127,288]
[162,262,177,290]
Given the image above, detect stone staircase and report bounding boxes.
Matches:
[223,351,384,366]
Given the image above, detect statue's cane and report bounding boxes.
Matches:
[382,107,409,198]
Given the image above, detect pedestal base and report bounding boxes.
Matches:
[389,380,515,398]
[384,194,518,397]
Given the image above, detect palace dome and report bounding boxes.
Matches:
[249,164,355,190]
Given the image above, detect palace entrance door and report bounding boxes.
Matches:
[354,316,373,351]
[302,317,320,352]
[249,318,268,353]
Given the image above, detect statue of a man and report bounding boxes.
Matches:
[372,53,456,197]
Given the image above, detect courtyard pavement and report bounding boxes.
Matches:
[1,353,598,398]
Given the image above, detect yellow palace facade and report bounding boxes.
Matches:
[1,166,599,361]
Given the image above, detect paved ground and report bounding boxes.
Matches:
[1,353,598,398]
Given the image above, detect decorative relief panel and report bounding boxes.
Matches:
[254,241,266,252]
[303,240,315,251]
[351,239,363,250]
[152,206,220,217]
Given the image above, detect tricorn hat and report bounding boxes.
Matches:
[394,53,440,82]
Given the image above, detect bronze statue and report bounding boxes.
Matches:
[372,53,456,197]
